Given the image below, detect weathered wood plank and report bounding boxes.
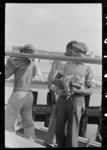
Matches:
[15,126,101,147]
[5,130,46,148]
[39,127,101,147]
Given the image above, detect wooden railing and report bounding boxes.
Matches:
[5,52,102,64]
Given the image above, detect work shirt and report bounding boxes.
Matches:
[53,61,95,96]
[63,62,95,89]
[48,61,64,90]
[5,57,36,91]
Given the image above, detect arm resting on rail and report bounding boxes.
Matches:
[72,87,93,95]
[5,57,15,79]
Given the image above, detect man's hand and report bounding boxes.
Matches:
[72,87,83,94]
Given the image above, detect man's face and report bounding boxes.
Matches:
[65,48,73,56]
[72,48,83,57]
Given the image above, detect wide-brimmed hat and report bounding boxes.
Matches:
[72,42,89,54]
[20,44,35,53]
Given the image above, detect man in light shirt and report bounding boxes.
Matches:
[55,41,95,147]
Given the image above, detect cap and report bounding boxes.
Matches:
[20,44,35,53]
[64,41,78,56]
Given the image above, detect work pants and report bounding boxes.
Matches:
[55,95,85,147]
[5,91,36,139]
[44,104,56,145]
[44,91,59,145]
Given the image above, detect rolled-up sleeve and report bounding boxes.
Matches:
[5,58,15,79]
[85,65,96,88]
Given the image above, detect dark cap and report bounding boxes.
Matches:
[20,44,35,53]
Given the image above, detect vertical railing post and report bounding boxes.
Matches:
[32,91,38,121]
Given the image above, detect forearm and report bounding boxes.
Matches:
[73,87,93,95]
[48,83,53,91]
[80,88,93,95]
[5,67,12,79]
[5,59,15,79]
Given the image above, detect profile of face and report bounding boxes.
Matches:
[20,49,34,61]
[72,47,85,57]
[65,48,73,56]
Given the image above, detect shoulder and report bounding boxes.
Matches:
[6,57,16,67]
[7,57,15,63]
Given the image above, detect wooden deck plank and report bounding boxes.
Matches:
[14,126,101,147]
[5,130,46,148]
[39,127,101,147]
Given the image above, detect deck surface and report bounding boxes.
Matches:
[5,126,101,148]
[5,130,46,148]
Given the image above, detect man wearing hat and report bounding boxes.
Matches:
[5,44,37,140]
[55,41,95,147]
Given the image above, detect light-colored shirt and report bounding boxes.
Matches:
[63,62,95,88]
[47,61,64,90]
[53,62,95,96]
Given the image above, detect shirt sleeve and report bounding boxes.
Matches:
[32,64,37,78]
[63,63,67,77]
[47,61,55,90]
[85,65,96,88]
[5,58,15,79]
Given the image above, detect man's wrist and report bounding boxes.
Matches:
[76,88,84,94]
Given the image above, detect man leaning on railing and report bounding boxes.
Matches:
[5,44,38,141]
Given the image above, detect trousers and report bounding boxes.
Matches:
[5,91,36,139]
[55,95,85,147]
[44,104,56,145]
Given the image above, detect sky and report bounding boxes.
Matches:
[5,3,102,56]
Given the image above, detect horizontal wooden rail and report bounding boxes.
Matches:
[5,52,102,65]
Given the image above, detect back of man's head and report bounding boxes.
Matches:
[20,44,35,54]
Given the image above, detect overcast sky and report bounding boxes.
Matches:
[5,3,102,56]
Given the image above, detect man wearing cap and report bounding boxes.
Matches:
[5,44,37,140]
[55,41,95,147]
